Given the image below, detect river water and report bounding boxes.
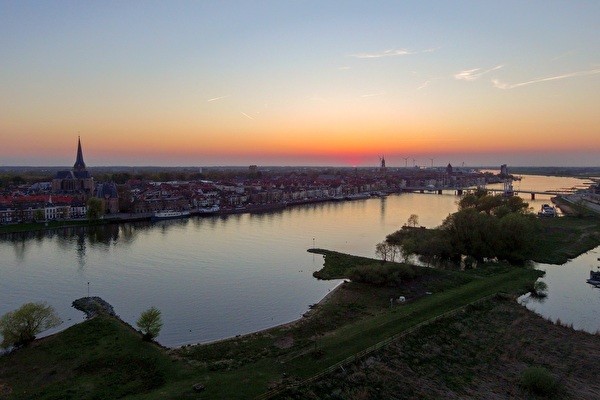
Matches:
[0,174,597,346]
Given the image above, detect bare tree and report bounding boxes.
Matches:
[407,214,419,227]
[389,244,400,262]
[375,242,390,263]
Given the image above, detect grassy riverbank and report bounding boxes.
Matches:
[531,216,600,264]
[0,250,543,399]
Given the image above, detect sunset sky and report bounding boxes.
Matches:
[1,1,598,167]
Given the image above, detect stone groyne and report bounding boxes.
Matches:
[72,296,116,319]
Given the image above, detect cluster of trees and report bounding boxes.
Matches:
[387,192,539,265]
[0,174,50,189]
[374,214,420,263]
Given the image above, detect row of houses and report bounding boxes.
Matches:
[0,195,87,224]
[121,173,400,212]
[1,166,491,222]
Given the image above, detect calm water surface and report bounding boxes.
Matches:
[0,192,457,347]
[1,174,597,346]
[520,246,600,333]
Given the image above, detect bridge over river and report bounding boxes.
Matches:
[402,186,575,200]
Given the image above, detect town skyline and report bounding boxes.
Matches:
[1,1,598,167]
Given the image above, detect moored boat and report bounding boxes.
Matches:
[587,270,600,286]
[151,210,191,221]
[538,204,557,217]
[197,205,220,214]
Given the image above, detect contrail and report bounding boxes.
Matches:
[207,95,231,102]
[493,68,600,89]
[241,112,254,120]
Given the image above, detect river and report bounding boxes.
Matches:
[0,174,597,346]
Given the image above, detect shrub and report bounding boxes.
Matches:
[348,263,420,286]
[521,366,559,396]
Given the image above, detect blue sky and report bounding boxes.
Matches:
[1,1,598,166]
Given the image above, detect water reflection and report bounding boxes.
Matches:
[76,232,86,269]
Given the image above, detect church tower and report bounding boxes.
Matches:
[52,137,94,195]
[74,136,86,172]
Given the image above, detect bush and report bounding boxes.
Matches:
[348,263,420,286]
[521,366,559,396]
[532,281,548,297]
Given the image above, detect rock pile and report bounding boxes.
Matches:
[72,296,116,319]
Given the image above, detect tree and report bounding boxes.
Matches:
[0,302,62,349]
[497,212,538,264]
[375,242,390,263]
[86,197,104,220]
[136,307,163,340]
[388,243,400,262]
[406,214,419,227]
[33,209,45,222]
[441,208,499,262]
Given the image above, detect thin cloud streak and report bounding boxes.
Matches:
[241,112,254,120]
[492,68,600,89]
[551,50,576,61]
[454,65,503,81]
[361,92,386,98]
[350,47,436,59]
[417,80,430,90]
[207,95,231,102]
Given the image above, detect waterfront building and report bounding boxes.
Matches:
[95,182,120,214]
[52,137,94,195]
[0,205,14,224]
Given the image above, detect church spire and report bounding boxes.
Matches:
[74,136,86,171]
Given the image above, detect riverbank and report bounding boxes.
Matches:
[0,192,396,235]
[554,194,600,216]
[0,219,109,234]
